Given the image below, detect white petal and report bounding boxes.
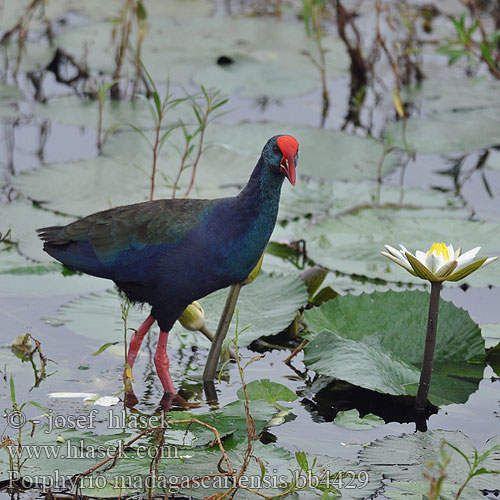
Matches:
[94,396,120,407]
[48,392,98,399]
[384,245,405,261]
[399,245,417,266]
[435,259,458,278]
[415,250,428,265]
[399,244,412,256]
[456,247,481,270]
[447,244,455,260]
[425,251,434,270]
[429,252,444,273]
[482,256,498,267]
[381,252,414,273]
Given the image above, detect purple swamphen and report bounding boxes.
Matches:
[37,135,298,399]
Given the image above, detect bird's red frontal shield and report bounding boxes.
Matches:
[277,135,298,186]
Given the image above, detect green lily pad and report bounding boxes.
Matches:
[47,271,308,349]
[384,78,500,153]
[0,197,75,261]
[385,108,500,154]
[305,291,484,364]
[204,122,399,182]
[1,41,55,73]
[32,94,189,131]
[237,379,297,406]
[12,120,401,219]
[0,83,25,119]
[333,409,385,430]
[199,272,308,347]
[300,209,500,288]
[303,291,485,405]
[55,16,349,98]
[359,431,500,493]
[383,478,485,500]
[0,398,278,496]
[0,244,109,297]
[399,77,500,113]
[485,150,500,172]
[1,0,212,30]
[482,323,500,350]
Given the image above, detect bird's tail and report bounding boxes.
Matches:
[37,226,70,245]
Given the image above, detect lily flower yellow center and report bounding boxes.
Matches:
[381,243,497,282]
[427,242,449,262]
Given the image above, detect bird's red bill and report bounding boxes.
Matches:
[277,135,298,186]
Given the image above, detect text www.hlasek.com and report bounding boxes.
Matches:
[6,440,180,461]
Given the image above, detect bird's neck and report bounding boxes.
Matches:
[237,155,284,213]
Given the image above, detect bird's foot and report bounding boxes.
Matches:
[124,389,139,409]
[158,391,176,411]
[158,392,197,411]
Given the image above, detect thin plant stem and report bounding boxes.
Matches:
[283,339,309,364]
[415,281,442,411]
[150,123,161,201]
[183,122,206,198]
[200,326,237,359]
[203,283,242,381]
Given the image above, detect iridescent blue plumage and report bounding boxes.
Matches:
[38,135,299,333]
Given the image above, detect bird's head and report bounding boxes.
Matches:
[263,135,299,186]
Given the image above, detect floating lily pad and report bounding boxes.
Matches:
[399,77,500,113]
[0,398,278,496]
[204,122,399,182]
[237,379,297,406]
[56,16,349,98]
[384,78,500,153]
[303,291,485,405]
[482,323,500,350]
[383,479,485,500]
[13,120,401,220]
[359,430,500,493]
[333,409,385,430]
[300,209,500,288]
[0,197,75,261]
[485,150,500,172]
[385,78,500,153]
[1,41,55,73]
[48,272,308,349]
[0,0,212,30]
[0,83,25,120]
[385,108,500,154]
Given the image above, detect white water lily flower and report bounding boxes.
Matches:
[381,242,497,282]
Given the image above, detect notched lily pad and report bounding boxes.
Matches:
[359,430,500,493]
[303,290,485,405]
[334,409,385,430]
[300,209,500,288]
[385,78,500,153]
[55,16,349,98]
[48,272,308,350]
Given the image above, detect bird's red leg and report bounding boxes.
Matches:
[154,330,176,395]
[127,314,155,369]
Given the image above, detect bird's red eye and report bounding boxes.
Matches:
[273,146,279,153]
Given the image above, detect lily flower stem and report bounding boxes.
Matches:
[415,281,442,411]
[203,283,242,381]
[200,326,237,360]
